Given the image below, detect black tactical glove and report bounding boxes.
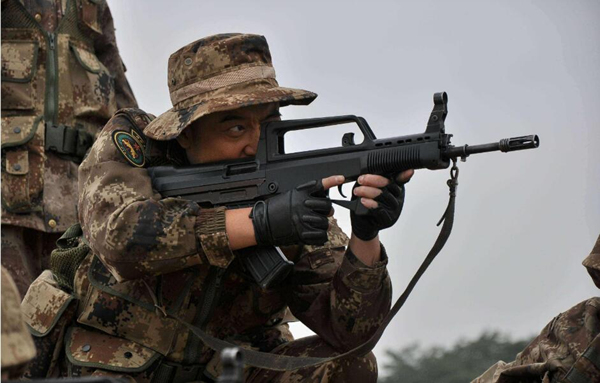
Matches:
[350,177,405,241]
[251,180,332,246]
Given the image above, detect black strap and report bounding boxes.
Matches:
[170,161,460,371]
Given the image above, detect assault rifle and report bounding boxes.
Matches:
[148,92,539,289]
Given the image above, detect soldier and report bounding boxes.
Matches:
[21,33,413,382]
[1,0,138,297]
[472,235,600,383]
[1,266,36,379]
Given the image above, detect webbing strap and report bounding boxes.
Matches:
[171,162,460,371]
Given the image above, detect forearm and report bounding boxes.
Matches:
[288,244,392,351]
[80,165,203,281]
[348,234,381,266]
[225,207,257,250]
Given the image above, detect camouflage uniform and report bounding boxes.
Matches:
[472,234,600,383]
[1,0,137,297]
[1,266,36,379]
[21,34,392,382]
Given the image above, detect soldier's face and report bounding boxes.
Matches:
[177,103,281,164]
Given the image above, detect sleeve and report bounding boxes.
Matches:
[77,114,234,282]
[94,3,138,109]
[284,217,392,352]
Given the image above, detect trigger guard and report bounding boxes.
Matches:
[337,184,347,199]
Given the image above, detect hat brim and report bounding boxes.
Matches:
[144,86,317,141]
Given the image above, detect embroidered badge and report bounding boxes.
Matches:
[112,130,145,167]
[130,128,145,148]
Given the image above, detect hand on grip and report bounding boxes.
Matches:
[251,176,344,246]
[350,170,413,241]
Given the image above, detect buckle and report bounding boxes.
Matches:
[45,122,68,153]
[45,123,93,159]
[76,130,94,158]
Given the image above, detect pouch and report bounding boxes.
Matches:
[21,270,78,377]
[65,326,160,373]
[1,40,39,110]
[1,115,45,213]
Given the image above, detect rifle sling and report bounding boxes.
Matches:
[171,164,459,371]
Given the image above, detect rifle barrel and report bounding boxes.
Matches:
[444,134,539,159]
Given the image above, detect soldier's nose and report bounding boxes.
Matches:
[243,142,258,157]
[243,124,260,157]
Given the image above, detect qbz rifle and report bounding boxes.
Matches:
[148,92,539,289]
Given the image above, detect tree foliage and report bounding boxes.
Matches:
[379,331,532,383]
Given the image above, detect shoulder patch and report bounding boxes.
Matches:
[130,128,145,149]
[112,130,146,167]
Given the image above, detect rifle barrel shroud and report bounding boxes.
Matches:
[148,92,539,288]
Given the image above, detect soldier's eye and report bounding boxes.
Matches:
[228,125,245,136]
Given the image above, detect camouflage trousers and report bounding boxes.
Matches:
[473,297,600,383]
[1,224,61,298]
[64,335,377,383]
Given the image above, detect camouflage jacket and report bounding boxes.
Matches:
[472,235,600,383]
[1,0,137,233]
[26,110,392,376]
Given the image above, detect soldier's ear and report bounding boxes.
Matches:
[176,127,193,150]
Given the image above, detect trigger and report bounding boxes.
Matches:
[337,184,347,199]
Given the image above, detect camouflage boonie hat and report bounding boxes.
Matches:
[144,33,317,140]
[1,266,36,369]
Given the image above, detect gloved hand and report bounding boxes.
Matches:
[350,175,406,241]
[251,179,332,246]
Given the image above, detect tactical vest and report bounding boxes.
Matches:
[1,0,116,232]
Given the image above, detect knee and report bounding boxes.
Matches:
[336,352,378,383]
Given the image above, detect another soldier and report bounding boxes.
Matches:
[22,33,412,382]
[1,266,36,379]
[1,0,137,297]
[472,235,600,383]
